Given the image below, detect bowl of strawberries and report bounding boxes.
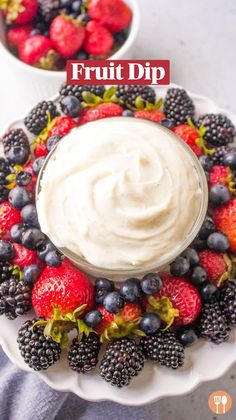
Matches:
[0,83,236,405]
[0,0,140,101]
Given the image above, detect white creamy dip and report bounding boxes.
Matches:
[37,117,202,269]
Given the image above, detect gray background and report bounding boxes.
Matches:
[0,0,236,418]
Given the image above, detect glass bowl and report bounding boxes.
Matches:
[36,118,208,281]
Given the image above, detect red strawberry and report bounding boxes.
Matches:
[135,110,165,123]
[83,20,113,56]
[0,202,21,237]
[173,125,203,156]
[12,243,38,269]
[34,141,48,158]
[96,302,141,335]
[1,0,38,25]
[77,103,123,125]
[199,250,228,284]
[19,35,57,69]
[212,199,236,254]
[48,116,77,137]
[88,0,132,33]
[209,165,229,188]
[32,259,94,319]
[154,274,201,326]
[7,24,33,49]
[50,15,85,58]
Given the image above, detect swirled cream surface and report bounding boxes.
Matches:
[37,117,202,269]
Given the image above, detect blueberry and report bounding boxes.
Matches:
[181,248,199,267]
[45,250,62,267]
[191,236,206,251]
[170,256,190,277]
[32,157,46,175]
[200,283,219,302]
[37,240,57,262]
[95,277,114,292]
[9,187,32,210]
[10,223,28,244]
[189,266,207,286]
[199,155,213,172]
[207,232,230,252]
[122,110,134,117]
[198,216,216,239]
[95,289,108,305]
[120,278,142,302]
[0,240,14,262]
[103,291,124,314]
[15,171,32,187]
[23,264,42,286]
[209,184,230,205]
[223,149,236,170]
[21,204,39,227]
[139,313,161,335]
[8,146,30,165]
[60,95,82,118]
[84,310,102,328]
[22,228,46,250]
[178,327,198,347]
[140,273,163,295]
[46,135,61,152]
[160,118,175,130]
[74,50,89,60]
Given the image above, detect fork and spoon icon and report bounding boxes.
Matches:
[214,394,228,414]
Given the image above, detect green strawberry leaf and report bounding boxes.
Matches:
[103,86,117,101]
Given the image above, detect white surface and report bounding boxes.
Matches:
[0,0,236,129]
[1,86,236,407]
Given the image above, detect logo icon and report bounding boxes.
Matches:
[208,391,232,414]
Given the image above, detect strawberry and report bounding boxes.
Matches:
[212,199,236,254]
[83,20,113,56]
[19,35,57,70]
[34,141,48,158]
[88,0,132,33]
[48,115,77,137]
[7,24,33,49]
[96,302,142,335]
[173,125,203,157]
[209,165,230,188]
[32,259,94,319]
[199,250,228,284]
[50,15,85,58]
[152,274,201,326]
[0,202,21,237]
[12,243,38,269]
[1,0,38,25]
[135,110,165,123]
[77,103,123,125]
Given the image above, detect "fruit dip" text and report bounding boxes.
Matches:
[37,117,203,270]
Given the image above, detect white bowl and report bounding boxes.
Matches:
[1,84,236,406]
[0,0,140,102]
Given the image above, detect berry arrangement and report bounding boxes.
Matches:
[0,0,132,70]
[0,84,236,389]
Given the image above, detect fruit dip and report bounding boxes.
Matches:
[37,117,203,270]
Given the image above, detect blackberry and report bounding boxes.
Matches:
[38,0,82,23]
[116,85,156,108]
[140,330,184,369]
[0,262,16,283]
[68,334,101,374]
[211,145,232,165]
[100,337,144,388]
[59,84,105,103]
[0,278,32,319]
[0,186,9,203]
[24,101,58,135]
[163,88,195,126]
[198,300,230,344]
[17,319,61,370]
[197,114,235,146]
[220,280,236,324]
[2,129,30,156]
